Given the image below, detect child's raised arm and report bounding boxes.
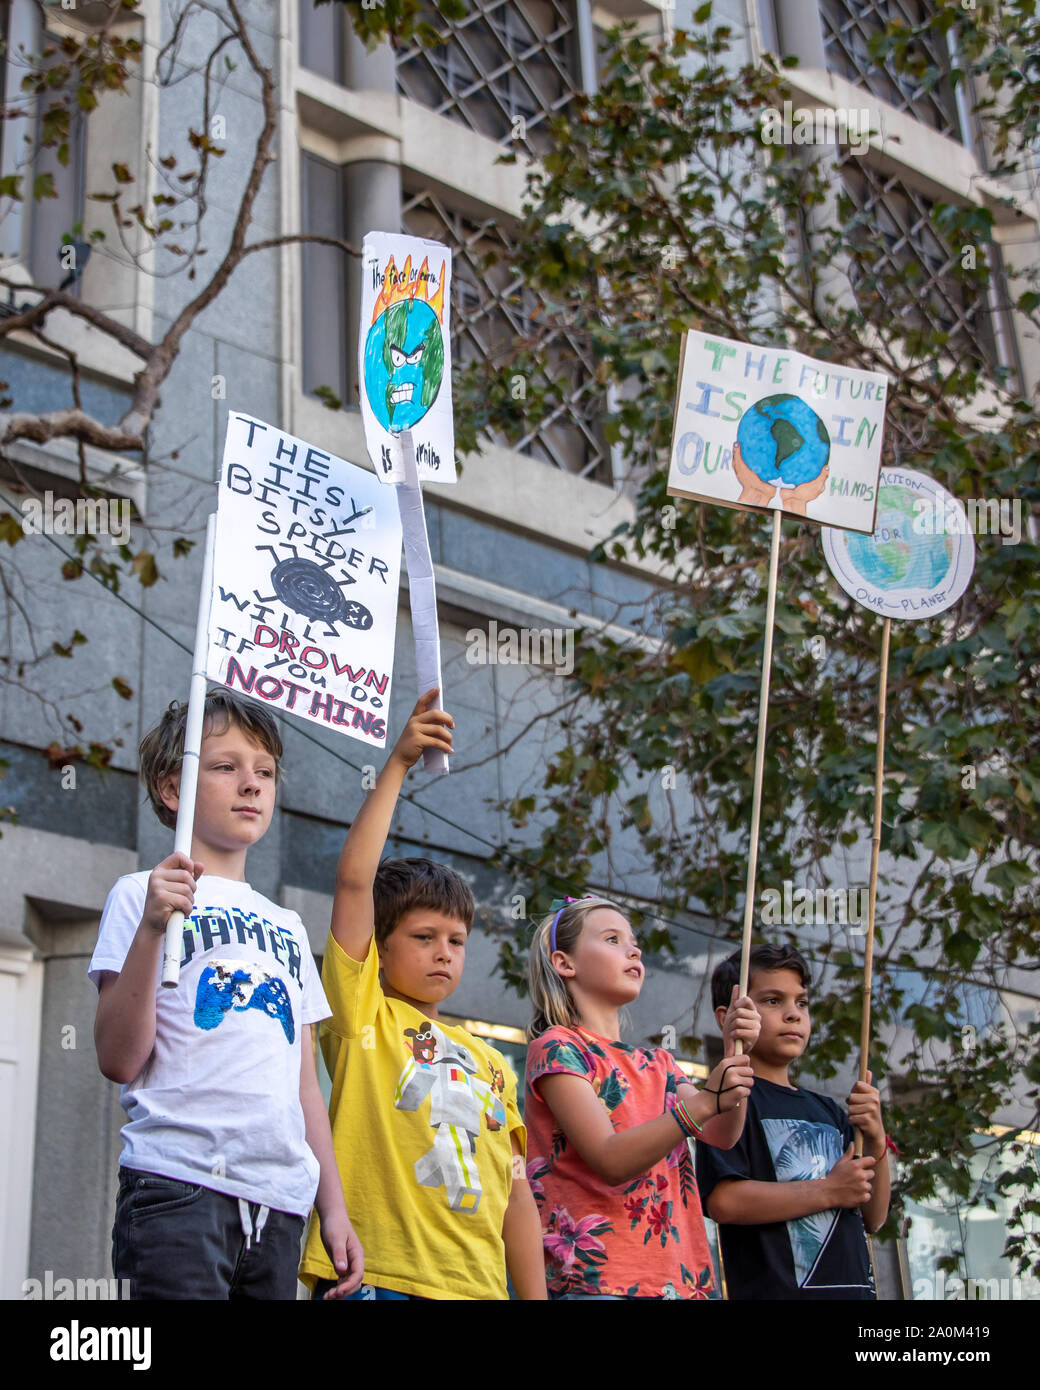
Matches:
[330,688,454,961]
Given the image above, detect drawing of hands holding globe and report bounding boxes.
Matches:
[733,394,832,516]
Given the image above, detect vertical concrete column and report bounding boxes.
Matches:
[343,35,402,401]
[773,0,858,316]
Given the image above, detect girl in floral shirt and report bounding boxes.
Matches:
[524,896,760,1299]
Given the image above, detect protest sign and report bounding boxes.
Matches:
[360,231,455,486]
[206,413,402,748]
[822,468,975,618]
[668,330,887,533]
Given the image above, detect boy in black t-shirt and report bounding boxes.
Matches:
[695,945,890,1300]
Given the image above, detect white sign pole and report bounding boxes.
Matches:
[399,429,449,774]
[161,512,217,988]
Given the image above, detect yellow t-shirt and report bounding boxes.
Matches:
[300,933,525,1300]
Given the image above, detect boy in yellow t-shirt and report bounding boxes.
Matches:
[300,689,546,1300]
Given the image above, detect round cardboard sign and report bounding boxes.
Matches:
[822,468,975,619]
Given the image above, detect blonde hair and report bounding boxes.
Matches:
[526,896,629,1040]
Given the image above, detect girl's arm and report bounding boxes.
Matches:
[537,1052,754,1187]
[502,1134,548,1300]
[330,689,453,962]
[683,987,761,1147]
[677,1081,745,1149]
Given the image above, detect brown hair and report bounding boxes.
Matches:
[139,689,284,830]
[373,857,475,946]
[527,896,629,1040]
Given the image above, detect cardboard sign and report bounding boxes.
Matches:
[823,467,976,618]
[359,231,456,486]
[206,413,402,747]
[668,330,887,533]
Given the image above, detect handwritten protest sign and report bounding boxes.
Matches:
[822,468,976,618]
[359,231,456,486]
[205,413,402,748]
[668,330,887,533]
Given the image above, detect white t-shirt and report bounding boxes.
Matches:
[89,872,330,1217]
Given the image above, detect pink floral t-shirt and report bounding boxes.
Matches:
[525,1025,716,1299]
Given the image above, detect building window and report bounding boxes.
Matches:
[300,151,349,403]
[29,111,86,292]
[13,18,89,291]
[821,0,964,141]
[396,0,583,157]
[402,186,610,482]
[297,0,345,84]
[838,161,1008,377]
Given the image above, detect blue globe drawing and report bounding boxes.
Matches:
[844,486,953,592]
[736,394,831,488]
[363,298,444,434]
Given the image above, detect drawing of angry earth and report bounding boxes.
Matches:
[394,1020,506,1213]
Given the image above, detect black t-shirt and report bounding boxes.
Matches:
[695,1077,876,1301]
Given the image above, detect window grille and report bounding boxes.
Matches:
[821,0,962,140]
[396,0,583,158]
[839,161,1005,376]
[403,187,609,481]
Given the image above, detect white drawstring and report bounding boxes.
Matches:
[238,1199,271,1250]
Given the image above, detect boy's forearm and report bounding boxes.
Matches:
[503,1180,548,1300]
[300,1033,348,1227]
[708,1176,839,1226]
[862,1146,890,1233]
[94,927,163,1082]
[335,753,409,891]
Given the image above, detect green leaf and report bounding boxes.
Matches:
[0,512,24,545]
[130,551,159,587]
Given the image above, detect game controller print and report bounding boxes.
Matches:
[193,961,295,1044]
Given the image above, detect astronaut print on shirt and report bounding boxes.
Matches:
[394,1020,506,1213]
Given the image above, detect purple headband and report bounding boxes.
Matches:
[549,895,594,953]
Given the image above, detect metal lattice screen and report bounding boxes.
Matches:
[839,161,1003,374]
[403,188,609,481]
[396,0,583,158]
[821,0,962,139]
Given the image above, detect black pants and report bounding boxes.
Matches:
[113,1168,305,1300]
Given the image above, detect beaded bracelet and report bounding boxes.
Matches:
[672,1098,703,1138]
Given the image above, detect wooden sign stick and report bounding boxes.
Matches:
[854,614,891,1154]
[736,507,783,1052]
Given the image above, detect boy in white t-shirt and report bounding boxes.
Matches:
[90,690,363,1300]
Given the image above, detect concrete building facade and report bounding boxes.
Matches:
[0,0,1035,1301]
